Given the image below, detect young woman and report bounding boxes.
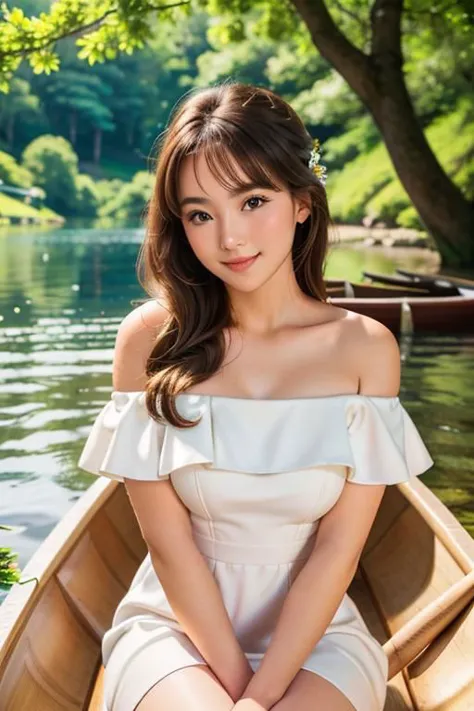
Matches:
[78,80,434,711]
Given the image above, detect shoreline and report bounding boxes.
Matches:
[329,223,429,247]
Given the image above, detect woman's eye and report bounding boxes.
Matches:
[188,195,269,225]
[188,211,210,224]
[245,195,268,210]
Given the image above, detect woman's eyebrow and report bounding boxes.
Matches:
[179,182,267,208]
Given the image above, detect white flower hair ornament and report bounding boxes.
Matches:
[308,137,327,186]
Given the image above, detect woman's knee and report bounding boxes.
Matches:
[134,663,235,711]
[270,669,356,711]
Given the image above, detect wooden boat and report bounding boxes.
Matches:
[0,476,473,710]
[395,269,474,291]
[362,271,460,296]
[323,278,474,333]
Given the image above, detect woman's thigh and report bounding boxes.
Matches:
[271,669,357,711]
[134,664,235,711]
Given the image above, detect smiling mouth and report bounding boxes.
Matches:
[221,253,261,271]
[222,253,260,265]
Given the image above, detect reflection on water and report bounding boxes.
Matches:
[0,226,473,594]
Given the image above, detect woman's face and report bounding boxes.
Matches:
[177,152,310,292]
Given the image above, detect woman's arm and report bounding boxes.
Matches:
[236,485,385,708]
[112,304,253,701]
[237,319,400,709]
[125,478,254,701]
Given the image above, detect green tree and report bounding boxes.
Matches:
[43,69,115,163]
[0,0,190,87]
[42,70,104,146]
[0,76,40,147]
[22,134,79,213]
[99,169,153,222]
[92,62,145,149]
[0,149,33,187]
[74,173,99,216]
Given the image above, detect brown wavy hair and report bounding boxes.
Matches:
[136,79,332,428]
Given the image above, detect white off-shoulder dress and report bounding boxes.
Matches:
[78,391,434,711]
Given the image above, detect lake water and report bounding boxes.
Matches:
[0,225,473,599]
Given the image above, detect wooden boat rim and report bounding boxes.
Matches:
[0,477,117,668]
[330,294,474,305]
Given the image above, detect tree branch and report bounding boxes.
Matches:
[371,0,403,63]
[0,1,190,61]
[291,0,375,104]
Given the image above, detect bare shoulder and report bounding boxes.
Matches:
[332,306,401,397]
[113,298,170,391]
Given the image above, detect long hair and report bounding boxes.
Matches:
[136,80,332,428]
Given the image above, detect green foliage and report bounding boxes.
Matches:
[195,34,274,87]
[325,142,394,223]
[0,0,191,91]
[404,1,474,118]
[0,149,33,187]
[0,546,20,587]
[21,134,79,213]
[327,98,474,227]
[396,205,423,230]
[265,44,327,94]
[425,99,474,193]
[98,169,153,222]
[94,177,126,205]
[366,180,412,226]
[320,115,380,168]
[288,72,362,128]
[43,70,115,132]
[0,77,40,142]
[74,173,99,217]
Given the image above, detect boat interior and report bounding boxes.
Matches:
[0,477,473,710]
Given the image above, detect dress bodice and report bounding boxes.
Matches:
[78,390,434,487]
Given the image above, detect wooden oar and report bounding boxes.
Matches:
[383,569,474,679]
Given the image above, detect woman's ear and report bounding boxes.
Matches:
[295,192,311,224]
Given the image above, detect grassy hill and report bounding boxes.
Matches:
[0,192,64,226]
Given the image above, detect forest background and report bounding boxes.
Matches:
[0,0,472,263]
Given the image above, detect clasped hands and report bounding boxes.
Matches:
[234,699,281,711]
[232,700,270,710]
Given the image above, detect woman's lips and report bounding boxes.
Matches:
[222,254,260,272]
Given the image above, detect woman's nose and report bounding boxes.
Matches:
[219,218,246,250]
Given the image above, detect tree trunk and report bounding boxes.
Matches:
[6,115,14,148]
[292,0,474,266]
[368,63,473,265]
[70,110,77,145]
[94,127,102,164]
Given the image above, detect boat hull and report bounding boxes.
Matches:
[332,294,474,333]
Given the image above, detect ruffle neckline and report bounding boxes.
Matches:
[78,390,434,486]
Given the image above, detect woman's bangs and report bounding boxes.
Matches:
[195,139,282,196]
[166,129,285,219]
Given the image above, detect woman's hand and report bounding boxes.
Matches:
[233,673,280,710]
[232,700,269,711]
[232,677,276,710]
[224,660,255,702]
